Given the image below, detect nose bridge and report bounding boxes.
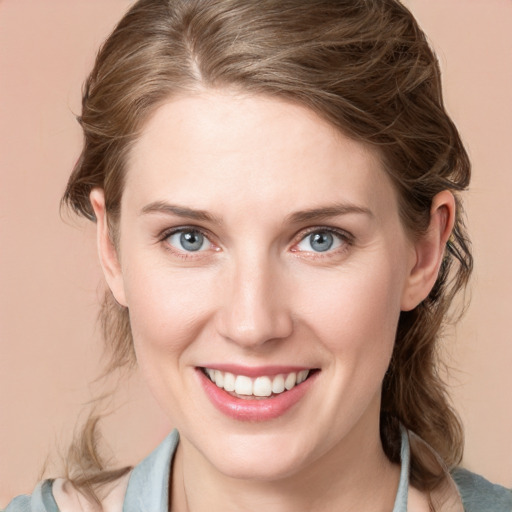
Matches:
[216,248,292,347]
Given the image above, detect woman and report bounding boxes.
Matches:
[4,0,511,510]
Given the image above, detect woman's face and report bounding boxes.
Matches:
[96,90,422,480]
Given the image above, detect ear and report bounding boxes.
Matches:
[401,190,455,311]
[90,188,127,307]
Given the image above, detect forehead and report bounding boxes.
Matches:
[124,90,397,218]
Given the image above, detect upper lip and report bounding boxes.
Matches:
[197,364,316,378]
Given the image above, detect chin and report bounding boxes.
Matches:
[198,429,316,482]
[212,452,307,482]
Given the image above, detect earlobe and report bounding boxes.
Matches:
[90,188,127,307]
[401,190,456,311]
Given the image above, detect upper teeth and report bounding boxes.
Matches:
[205,369,310,397]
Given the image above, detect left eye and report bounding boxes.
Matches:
[166,229,212,252]
[295,230,344,253]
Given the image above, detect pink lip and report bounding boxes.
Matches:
[197,367,319,422]
[197,364,311,378]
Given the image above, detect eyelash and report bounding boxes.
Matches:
[158,226,354,260]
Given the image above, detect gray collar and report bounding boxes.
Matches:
[393,424,410,512]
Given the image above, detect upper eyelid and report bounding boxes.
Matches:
[294,226,353,243]
[159,225,214,241]
[159,225,351,237]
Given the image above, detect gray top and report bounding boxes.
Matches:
[4,428,511,511]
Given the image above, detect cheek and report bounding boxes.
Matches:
[122,264,217,421]
[295,260,406,427]
[302,265,403,348]
[298,255,408,409]
[123,260,216,358]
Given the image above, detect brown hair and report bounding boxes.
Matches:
[62,0,472,500]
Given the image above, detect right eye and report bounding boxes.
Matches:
[165,229,213,253]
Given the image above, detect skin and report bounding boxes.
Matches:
[88,90,455,512]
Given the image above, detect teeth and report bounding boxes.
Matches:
[235,375,253,395]
[214,370,224,388]
[284,372,296,390]
[271,374,285,394]
[204,369,310,397]
[297,370,309,384]
[253,376,272,397]
[223,372,236,392]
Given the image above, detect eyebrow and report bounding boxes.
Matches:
[286,203,373,224]
[140,201,222,224]
[139,201,372,225]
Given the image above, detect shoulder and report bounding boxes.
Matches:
[2,473,131,512]
[451,467,512,512]
[3,480,58,512]
[2,431,179,512]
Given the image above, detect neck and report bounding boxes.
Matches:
[170,416,400,512]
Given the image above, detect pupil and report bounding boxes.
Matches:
[180,231,203,251]
[310,232,333,252]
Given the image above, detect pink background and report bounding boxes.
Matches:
[1,0,511,503]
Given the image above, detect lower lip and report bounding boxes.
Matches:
[197,369,318,422]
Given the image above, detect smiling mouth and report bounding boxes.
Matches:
[200,367,318,399]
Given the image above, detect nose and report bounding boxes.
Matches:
[215,255,293,349]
